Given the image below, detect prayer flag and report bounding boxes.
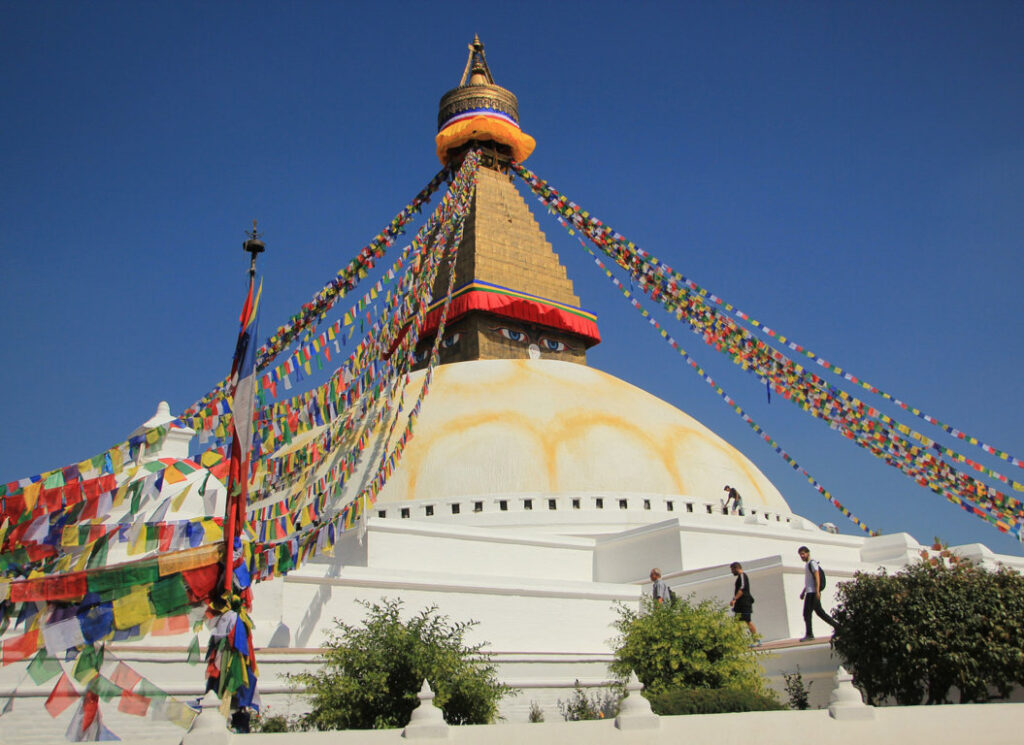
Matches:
[27,649,62,685]
[45,672,79,718]
[109,662,141,692]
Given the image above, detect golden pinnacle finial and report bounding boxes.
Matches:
[459,34,494,86]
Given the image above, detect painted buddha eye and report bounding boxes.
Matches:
[539,337,567,352]
[497,327,528,344]
[412,349,428,364]
[442,333,461,348]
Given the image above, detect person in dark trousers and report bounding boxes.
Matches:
[798,545,836,641]
[729,562,759,643]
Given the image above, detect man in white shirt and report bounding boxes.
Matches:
[798,546,836,642]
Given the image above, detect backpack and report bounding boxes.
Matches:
[668,587,677,603]
[809,561,826,590]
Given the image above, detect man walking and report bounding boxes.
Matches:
[798,546,836,642]
[729,562,758,641]
[650,567,671,604]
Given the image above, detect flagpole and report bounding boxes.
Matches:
[224,222,265,597]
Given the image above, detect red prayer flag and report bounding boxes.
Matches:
[182,563,220,603]
[80,690,99,731]
[152,614,188,636]
[82,479,102,501]
[109,662,141,692]
[2,629,40,665]
[40,487,62,512]
[158,525,174,552]
[44,673,78,717]
[64,480,82,506]
[9,572,87,603]
[117,689,150,717]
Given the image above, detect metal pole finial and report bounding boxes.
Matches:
[243,220,266,277]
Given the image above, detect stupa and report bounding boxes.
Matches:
[3,39,1023,740]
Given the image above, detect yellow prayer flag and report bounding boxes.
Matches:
[22,482,41,512]
[62,526,79,547]
[158,543,222,576]
[203,521,223,543]
[171,483,192,512]
[113,585,153,630]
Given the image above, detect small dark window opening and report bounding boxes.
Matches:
[686,502,694,513]
[378,510,387,518]
[473,501,483,513]
[643,499,651,510]
[618,499,628,510]
[451,503,460,515]
[499,500,508,511]
[524,499,533,510]
[667,501,674,512]
[401,508,410,519]
[425,505,434,516]
[595,498,604,509]
[572,498,581,509]
[548,499,557,510]
[706,504,713,514]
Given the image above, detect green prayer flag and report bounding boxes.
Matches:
[145,525,159,552]
[73,645,102,683]
[86,534,110,570]
[88,675,122,702]
[128,480,145,514]
[43,471,65,488]
[26,650,62,685]
[87,561,159,594]
[135,679,167,699]
[186,636,201,666]
[151,574,189,617]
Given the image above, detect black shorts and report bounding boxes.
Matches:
[734,609,752,622]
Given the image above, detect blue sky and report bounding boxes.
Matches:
[2,2,1023,555]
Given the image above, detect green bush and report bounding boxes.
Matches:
[286,599,513,729]
[556,682,622,721]
[647,687,784,715]
[251,712,304,733]
[611,595,768,696]
[832,549,1024,705]
[782,666,812,710]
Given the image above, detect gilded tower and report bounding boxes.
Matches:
[415,37,601,367]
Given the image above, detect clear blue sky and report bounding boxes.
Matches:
[2,2,1023,555]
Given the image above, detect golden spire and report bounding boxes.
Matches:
[459,34,495,86]
[436,36,535,165]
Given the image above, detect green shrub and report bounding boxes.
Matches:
[611,595,768,696]
[556,682,622,720]
[286,599,513,729]
[783,667,812,710]
[251,712,296,733]
[647,687,784,715]
[832,550,1024,705]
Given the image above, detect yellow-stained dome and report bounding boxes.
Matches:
[371,358,791,513]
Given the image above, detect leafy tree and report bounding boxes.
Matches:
[287,599,513,729]
[831,548,1024,705]
[610,595,767,696]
